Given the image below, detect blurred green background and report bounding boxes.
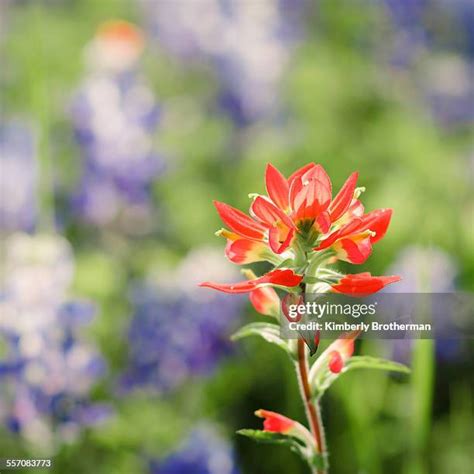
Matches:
[1,1,473,473]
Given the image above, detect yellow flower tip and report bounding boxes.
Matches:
[215,228,239,240]
[241,268,257,280]
[354,186,366,199]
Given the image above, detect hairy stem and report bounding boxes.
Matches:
[296,338,328,474]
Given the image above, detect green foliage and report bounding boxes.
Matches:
[232,322,296,360]
[344,356,411,374]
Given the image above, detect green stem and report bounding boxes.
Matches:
[307,250,334,277]
[408,339,434,474]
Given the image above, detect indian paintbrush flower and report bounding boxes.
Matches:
[200,163,400,299]
[200,163,407,474]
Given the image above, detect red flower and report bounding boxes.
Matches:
[331,272,401,296]
[328,172,359,222]
[255,409,296,434]
[244,269,281,317]
[214,163,360,256]
[250,196,296,254]
[204,163,400,298]
[199,268,303,294]
[310,331,360,375]
[219,229,273,265]
[316,209,392,264]
[326,331,359,373]
[214,201,267,241]
[288,164,332,229]
[249,286,281,317]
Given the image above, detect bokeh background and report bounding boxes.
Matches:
[1,1,473,473]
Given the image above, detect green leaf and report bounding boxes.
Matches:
[237,429,305,447]
[237,429,308,460]
[311,355,410,399]
[238,430,325,471]
[231,323,295,359]
[345,356,411,374]
[275,258,295,269]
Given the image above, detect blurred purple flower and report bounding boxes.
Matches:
[382,0,474,126]
[0,233,109,450]
[0,120,37,232]
[70,21,165,228]
[141,0,304,126]
[120,248,245,393]
[149,424,240,474]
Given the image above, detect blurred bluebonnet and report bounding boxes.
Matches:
[0,233,109,450]
[149,424,240,474]
[382,0,474,125]
[120,248,244,393]
[70,21,164,228]
[140,0,304,126]
[385,245,461,362]
[0,120,37,232]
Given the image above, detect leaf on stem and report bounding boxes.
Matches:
[231,322,295,359]
[311,355,410,398]
[237,429,307,457]
[344,356,410,374]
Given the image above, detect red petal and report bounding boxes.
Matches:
[302,164,332,197]
[225,239,269,264]
[200,268,303,294]
[214,201,266,240]
[329,172,358,222]
[332,273,401,296]
[249,286,280,317]
[251,196,295,229]
[291,178,331,221]
[263,268,303,287]
[335,236,372,264]
[328,351,344,373]
[361,209,392,243]
[265,164,289,211]
[255,409,295,434]
[268,226,295,254]
[347,199,364,218]
[316,217,365,250]
[288,163,316,188]
[315,211,331,234]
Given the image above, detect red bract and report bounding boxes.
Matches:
[316,209,392,264]
[249,285,281,317]
[255,409,296,434]
[250,196,296,254]
[328,172,358,222]
[314,331,359,374]
[199,268,303,294]
[331,273,401,296]
[213,163,393,260]
[224,236,271,264]
[214,201,266,241]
